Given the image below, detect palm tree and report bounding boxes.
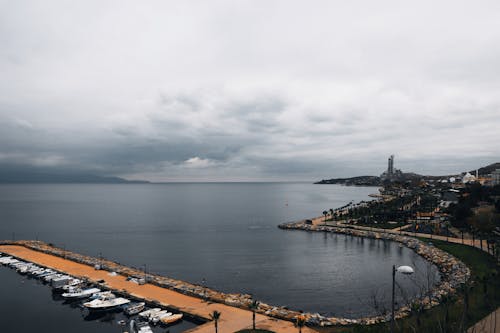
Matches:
[210,310,221,333]
[329,208,334,219]
[295,314,306,333]
[249,300,259,330]
[322,210,328,222]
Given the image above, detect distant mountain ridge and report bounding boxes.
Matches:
[0,166,149,184]
[315,175,380,186]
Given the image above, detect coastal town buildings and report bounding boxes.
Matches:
[462,172,477,184]
[492,169,500,186]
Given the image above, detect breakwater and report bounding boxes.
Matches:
[278,221,471,326]
[0,240,316,332]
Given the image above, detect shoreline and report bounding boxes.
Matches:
[278,220,471,326]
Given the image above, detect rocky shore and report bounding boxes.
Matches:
[1,230,470,327]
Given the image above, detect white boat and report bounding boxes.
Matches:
[9,261,25,268]
[27,266,42,274]
[55,278,82,290]
[123,302,146,315]
[160,313,183,325]
[37,270,56,278]
[0,256,14,264]
[62,287,101,299]
[138,308,161,320]
[43,273,63,282]
[150,310,172,324]
[89,291,115,300]
[83,294,130,311]
[61,285,82,294]
[22,265,40,275]
[51,276,72,288]
[30,268,47,276]
[1,258,18,265]
[17,264,34,274]
[135,321,154,333]
[2,258,18,265]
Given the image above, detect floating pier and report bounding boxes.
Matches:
[0,240,316,333]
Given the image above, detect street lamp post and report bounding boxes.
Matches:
[391,265,414,333]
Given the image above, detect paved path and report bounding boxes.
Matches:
[0,245,316,333]
[468,307,499,333]
[312,218,493,255]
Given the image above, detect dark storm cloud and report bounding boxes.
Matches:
[0,1,499,181]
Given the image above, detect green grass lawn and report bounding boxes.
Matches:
[355,222,405,229]
[315,240,499,333]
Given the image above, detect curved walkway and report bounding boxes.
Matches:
[0,244,317,333]
[468,307,499,333]
[310,216,493,255]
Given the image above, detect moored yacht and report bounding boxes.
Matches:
[82,293,130,311]
[123,302,146,316]
[88,291,114,300]
[160,313,183,325]
[138,308,162,320]
[150,310,172,324]
[51,276,72,288]
[54,278,83,291]
[62,287,101,299]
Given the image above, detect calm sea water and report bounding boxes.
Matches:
[0,183,438,328]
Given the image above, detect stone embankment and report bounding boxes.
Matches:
[278,221,471,326]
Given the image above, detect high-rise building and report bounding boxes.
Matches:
[388,155,394,175]
[380,154,402,181]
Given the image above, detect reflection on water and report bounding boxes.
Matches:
[0,183,439,318]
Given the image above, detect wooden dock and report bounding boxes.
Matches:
[0,244,317,333]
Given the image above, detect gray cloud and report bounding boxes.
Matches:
[0,1,499,181]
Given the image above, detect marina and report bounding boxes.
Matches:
[0,250,197,333]
[0,241,316,333]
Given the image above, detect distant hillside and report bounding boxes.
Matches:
[0,166,149,184]
[473,162,500,176]
[316,162,500,185]
[315,176,381,186]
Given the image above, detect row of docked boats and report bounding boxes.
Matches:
[0,253,184,330]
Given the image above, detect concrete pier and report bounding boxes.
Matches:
[0,242,317,333]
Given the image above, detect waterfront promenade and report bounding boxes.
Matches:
[0,244,317,333]
[468,307,500,333]
[309,216,491,254]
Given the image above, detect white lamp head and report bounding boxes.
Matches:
[396,265,414,275]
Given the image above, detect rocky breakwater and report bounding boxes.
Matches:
[277,221,471,326]
[0,240,301,323]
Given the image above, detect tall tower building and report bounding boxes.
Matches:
[388,155,394,175]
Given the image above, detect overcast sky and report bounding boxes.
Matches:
[1,1,499,181]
